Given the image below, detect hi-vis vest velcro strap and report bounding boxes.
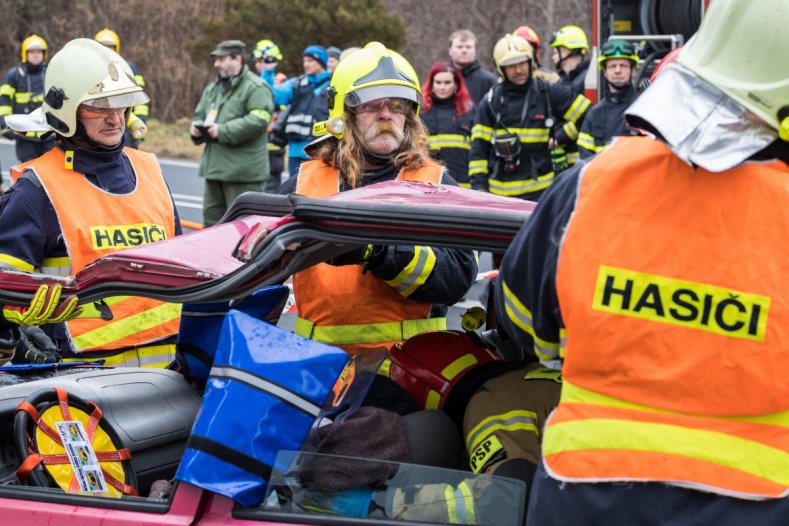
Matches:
[593,265,770,342]
[89,223,169,251]
[294,317,446,346]
[543,380,789,499]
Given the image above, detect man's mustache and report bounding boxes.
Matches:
[364,122,404,142]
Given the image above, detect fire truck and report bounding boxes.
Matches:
[586,0,712,102]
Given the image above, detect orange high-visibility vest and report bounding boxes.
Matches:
[546,136,789,499]
[12,147,181,352]
[292,159,446,355]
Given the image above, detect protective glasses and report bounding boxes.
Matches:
[352,97,411,114]
[77,105,125,120]
[601,40,636,57]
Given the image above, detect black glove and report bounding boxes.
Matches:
[0,327,19,365]
[327,244,388,268]
[18,325,60,364]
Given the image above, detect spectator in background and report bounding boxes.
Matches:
[273,45,332,179]
[253,39,288,193]
[420,61,476,187]
[447,29,497,104]
[326,46,342,72]
[0,34,56,164]
[94,28,149,148]
[577,39,640,159]
[190,40,273,226]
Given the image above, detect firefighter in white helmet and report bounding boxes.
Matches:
[493,0,789,523]
[0,34,56,164]
[0,38,182,367]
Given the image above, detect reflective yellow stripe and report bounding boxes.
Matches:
[562,381,789,427]
[72,302,182,349]
[562,121,579,141]
[544,418,789,487]
[489,172,555,197]
[428,134,470,150]
[445,484,458,523]
[133,74,145,87]
[0,253,34,272]
[61,343,176,368]
[250,109,271,122]
[0,84,15,97]
[133,105,149,117]
[469,159,488,175]
[442,353,478,380]
[563,95,591,123]
[502,280,560,359]
[384,246,436,297]
[471,124,493,142]
[458,182,471,189]
[41,256,70,276]
[0,106,11,117]
[496,127,550,143]
[294,316,446,345]
[577,131,603,152]
[466,409,539,453]
[14,92,31,104]
[456,481,476,523]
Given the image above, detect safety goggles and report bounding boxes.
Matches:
[601,40,636,57]
[352,97,411,115]
[77,105,125,120]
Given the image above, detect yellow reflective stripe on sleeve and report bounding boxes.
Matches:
[471,124,493,142]
[14,92,32,104]
[132,105,149,117]
[384,246,436,298]
[0,84,15,97]
[72,302,182,349]
[568,151,580,165]
[0,106,11,117]
[563,95,591,123]
[41,256,70,276]
[466,409,539,453]
[294,316,446,345]
[543,418,789,487]
[427,134,471,150]
[455,481,476,524]
[469,159,488,175]
[444,484,458,523]
[563,121,579,141]
[0,253,34,272]
[268,143,282,150]
[134,74,145,87]
[577,131,603,152]
[501,280,561,360]
[489,172,555,197]
[458,182,471,189]
[250,109,271,122]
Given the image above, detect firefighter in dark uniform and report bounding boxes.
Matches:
[0,34,56,163]
[94,29,149,148]
[577,39,640,159]
[468,34,589,202]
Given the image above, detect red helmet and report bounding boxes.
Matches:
[513,25,540,53]
[387,330,501,412]
[650,46,682,84]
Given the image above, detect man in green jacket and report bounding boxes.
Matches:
[191,40,273,226]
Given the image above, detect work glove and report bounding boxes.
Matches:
[327,244,388,268]
[2,283,82,326]
[18,325,60,364]
[550,146,569,173]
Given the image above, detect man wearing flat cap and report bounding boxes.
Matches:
[190,39,274,226]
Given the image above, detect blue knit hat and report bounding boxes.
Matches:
[303,45,328,69]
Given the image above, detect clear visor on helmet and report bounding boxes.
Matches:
[82,91,149,109]
[345,84,421,109]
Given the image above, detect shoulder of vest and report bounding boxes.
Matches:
[18,168,42,188]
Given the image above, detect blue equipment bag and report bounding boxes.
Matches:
[175,307,349,507]
[175,286,289,384]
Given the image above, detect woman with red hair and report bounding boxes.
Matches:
[420,61,477,187]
